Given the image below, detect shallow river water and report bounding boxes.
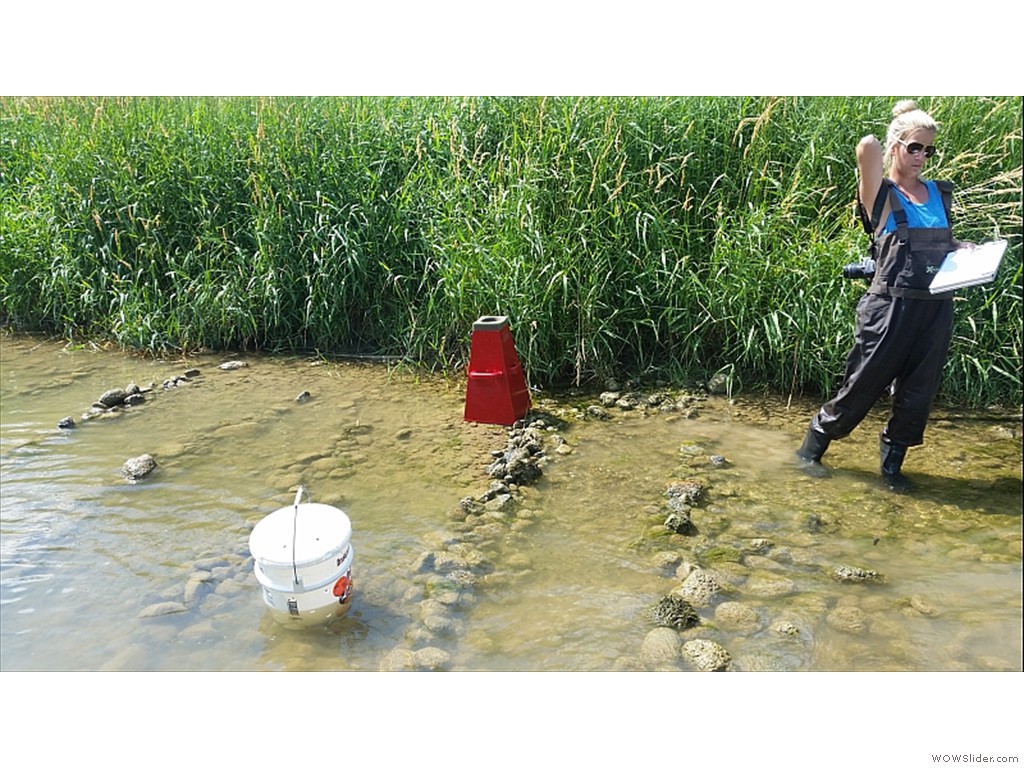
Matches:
[1,333,1021,674]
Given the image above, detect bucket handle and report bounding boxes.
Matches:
[291,485,310,587]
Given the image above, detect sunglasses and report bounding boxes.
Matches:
[897,138,936,158]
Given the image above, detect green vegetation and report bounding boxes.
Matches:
[1,96,1020,405]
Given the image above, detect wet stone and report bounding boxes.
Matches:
[651,551,684,574]
[905,595,941,617]
[666,480,705,505]
[771,620,801,637]
[664,507,693,535]
[833,565,884,583]
[137,601,188,618]
[827,605,868,634]
[682,639,732,671]
[640,627,683,669]
[412,647,452,670]
[744,572,796,597]
[121,453,157,481]
[96,388,130,408]
[674,567,722,608]
[714,602,764,634]
[646,594,699,629]
[422,615,457,635]
[184,571,213,603]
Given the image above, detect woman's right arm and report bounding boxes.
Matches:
[857,134,885,224]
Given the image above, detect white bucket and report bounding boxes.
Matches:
[248,487,354,629]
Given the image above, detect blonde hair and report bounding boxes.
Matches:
[884,99,938,170]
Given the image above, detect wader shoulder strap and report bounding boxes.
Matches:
[857,179,891,236]
[888,185,909,243]
[936,179,954,226]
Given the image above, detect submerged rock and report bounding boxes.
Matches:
[664,506,694,534]
[682,638,731,671]
[826,605,868,634]
[666,480,704,505]
[640,627,683,668]
[714,601,764,634]
[674,567,722,607]
[646,594,699,629]
[137,601,187,618]
[833,565,884,583]
[122,453,157,481]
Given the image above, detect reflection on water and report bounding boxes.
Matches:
[1,333,1021,671]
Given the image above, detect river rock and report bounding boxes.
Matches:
[646,594,699,629]
[486,425,545,486]
[218,361,248,370]
[714,601,764,634]
[664,504,693,534]
[379,649,416,671]
[122,453,158,481]
[744,572,796,597]
[422,614,457,635]
[137,601,187,618]
[833,565,883,583]
[771,619,801,637]
[414,647,452,670]
[96,388,129,408]
[826,605,868,633]
[57,416,76,429]
[682,638,731,671]
[640,627,683,668]
[674,567,721,607]
[615,393,641,410]
[907,594,941,617]
[184,571,214,603]
[666,480,704,505]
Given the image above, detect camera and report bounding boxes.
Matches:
[842,258,876,280]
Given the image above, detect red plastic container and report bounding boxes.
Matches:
[464,315,531,426]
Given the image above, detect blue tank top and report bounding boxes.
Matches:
[882,180,948,233]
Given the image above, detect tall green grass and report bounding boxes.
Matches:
[1,96,1020,406]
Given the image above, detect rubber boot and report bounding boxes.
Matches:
[796,427,831,478]
[880,439,913,492]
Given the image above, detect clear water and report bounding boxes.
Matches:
[2,333,1021,673]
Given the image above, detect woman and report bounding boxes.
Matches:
[796,100,972,491]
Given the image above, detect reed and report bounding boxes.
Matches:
[1,96,1020,406]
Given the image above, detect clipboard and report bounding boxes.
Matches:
[929,239,1008,294]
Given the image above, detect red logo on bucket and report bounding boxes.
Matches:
[332,572,352,602]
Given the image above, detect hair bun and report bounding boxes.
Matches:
[892,99,920,117]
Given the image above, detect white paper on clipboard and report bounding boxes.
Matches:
[929,239,1008,294]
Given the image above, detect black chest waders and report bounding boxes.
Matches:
[800,180,957,484]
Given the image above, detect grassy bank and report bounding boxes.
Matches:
[1,96,1020,405]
